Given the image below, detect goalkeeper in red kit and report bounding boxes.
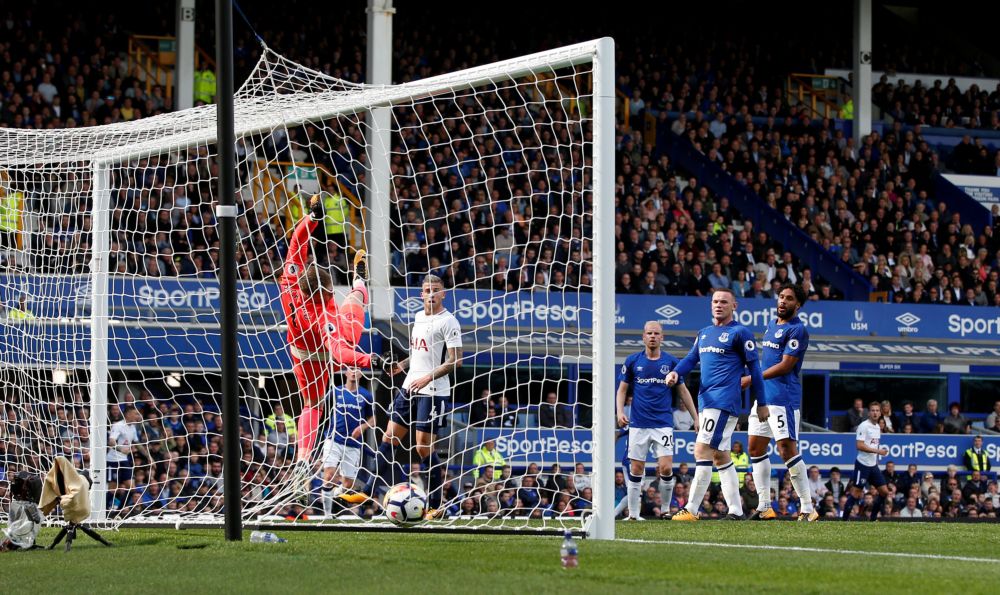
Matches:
[280,195,386,466]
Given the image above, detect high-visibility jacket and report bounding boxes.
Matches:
[287,192,306,223]
[712,451,750,486]
[322,191,348,236]
[472,446,505,479]
[194,69,217,104]
[264,413,297,438]
[840,99,854,120]
[0,191,22,232]
[964,447,991,479]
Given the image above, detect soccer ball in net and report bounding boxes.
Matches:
[382,483,427,526]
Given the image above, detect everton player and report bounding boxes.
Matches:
[616,321,698,519]
[667,288,765,521]
[742,283,818,521]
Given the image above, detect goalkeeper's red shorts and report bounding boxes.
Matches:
[290,355,329,407]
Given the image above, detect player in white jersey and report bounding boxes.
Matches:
[843,401,890,520]
[338,274,462,518]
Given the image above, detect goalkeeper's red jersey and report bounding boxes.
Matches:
[279,217,369,367]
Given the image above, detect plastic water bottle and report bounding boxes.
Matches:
[250,531,287,543]
[560,531,578,569]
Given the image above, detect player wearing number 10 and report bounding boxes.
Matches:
[667,289,765,521]
[616,321,699,520]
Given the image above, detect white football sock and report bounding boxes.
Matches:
[719,462,744,517]
[658,474,676,513]
[613,495,628,518]
[322,487,333,516]
[627,480,642,519]
[751,455,771,510]
[786,456,814,513]
[685,461,713,515]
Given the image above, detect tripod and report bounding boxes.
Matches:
[48,523,113,552]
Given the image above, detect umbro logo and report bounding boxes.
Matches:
[895,312,920,327]
[654,304,682,319]
[401,297,423,313]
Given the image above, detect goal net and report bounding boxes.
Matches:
[0,39,614,535]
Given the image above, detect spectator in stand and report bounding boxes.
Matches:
[918,399,944,433]
[538,392,572,428]
[896,401,919,433]
[943,403,971,434]
[825,467,847,503]
[880,401,896,433]
[963,470,988,505]
[985,400,1000,430]
[896,463,921,496]
[846,398,866,431]
[964,435,992,477]
[807,466,828,505]
[899,496,923,518]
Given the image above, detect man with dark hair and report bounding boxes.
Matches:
[743,283,817,521]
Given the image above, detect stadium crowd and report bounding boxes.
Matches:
[3,2,1000,523]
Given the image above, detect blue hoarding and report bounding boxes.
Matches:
[478,428,1000,471]
[392,288,1000,342]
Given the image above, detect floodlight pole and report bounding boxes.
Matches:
[216,0,242,541]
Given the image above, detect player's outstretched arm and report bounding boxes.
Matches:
[667,341,700,386]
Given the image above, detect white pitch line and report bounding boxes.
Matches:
[618,538,1000,564]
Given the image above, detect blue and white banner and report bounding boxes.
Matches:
[478,428,1000,470]
[393,288,1000,341]
[943,173,1000,210]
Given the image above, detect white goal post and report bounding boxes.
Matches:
[0,38,615,538]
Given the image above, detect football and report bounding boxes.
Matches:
[382,483,427,526]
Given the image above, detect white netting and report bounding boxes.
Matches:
[0,42,601,531]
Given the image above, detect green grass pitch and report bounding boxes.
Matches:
[5,522,1000,594]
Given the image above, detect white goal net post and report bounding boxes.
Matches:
[0,38,615,538]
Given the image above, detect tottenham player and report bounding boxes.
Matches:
[339,275,462,517]
[319,367,374,516]
[844,401,890,520]
[741,283,818,521]
[667,288,765,521]
[616,321,698,520]
[280,196,383,466]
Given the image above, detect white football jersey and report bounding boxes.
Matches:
[402,309,463,396]
[108,420,139,463]
[855,419,881,466]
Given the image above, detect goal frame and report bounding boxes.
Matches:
[27,37,616,539]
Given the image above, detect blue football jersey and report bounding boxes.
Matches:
[675,320,764,414]
[760,317,809,409]
[325,386,373,448]
[618,351,682,428]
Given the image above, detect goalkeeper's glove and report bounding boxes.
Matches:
[309,194,324,221]
[369,353,396,375]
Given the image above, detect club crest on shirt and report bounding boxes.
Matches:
[660,364,669,375]
[719,332,729,343]
[775,329,784,338]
